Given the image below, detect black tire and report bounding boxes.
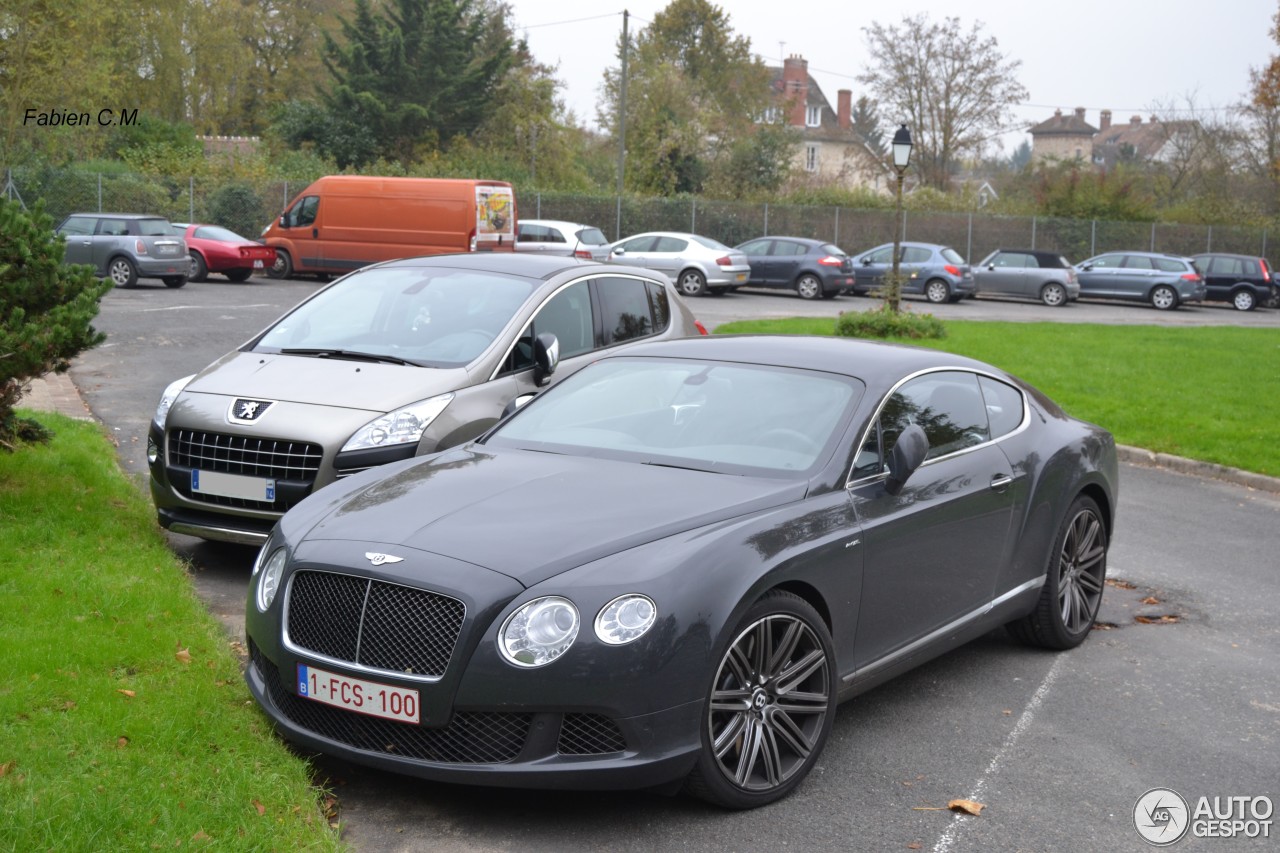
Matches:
[684,590,835,809]
[1150,284,1178,310]
[795,273,822,300]
[162,276,187,289]
[225,269,252,283]
[267,249,293,280]
[1040,282,1067,307]
[1231,289,1256,311]
[108,256,138,288]
[1007,495,1108,650]
[925,279,950,303]
[678,269,707,297]
[188,251,208,282]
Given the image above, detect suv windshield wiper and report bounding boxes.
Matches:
[280,348,416,366]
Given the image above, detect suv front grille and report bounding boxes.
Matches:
[286,570,465,679]
[169,429,323,511]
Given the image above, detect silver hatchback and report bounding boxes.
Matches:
[607,231,751,296]
[148,253,705,544]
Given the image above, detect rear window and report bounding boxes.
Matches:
[819,243,846,256]
[1154,257,1188,273]
[941,248,965,265]
[136,219,171,237]
[575,227,608,246]
[690,235,731,251]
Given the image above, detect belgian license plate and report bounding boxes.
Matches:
[253,259,264,269]
[736,272,747,282]
[191,469,274,501]
[297,664,420,724]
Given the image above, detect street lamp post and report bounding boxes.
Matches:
[887,124,913,314]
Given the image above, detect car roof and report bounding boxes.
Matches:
[68,212,168,220]
[993,248,1069,264]
[738,236,827,247]
[605,334,997,390]
[1191,252,1263,261]
[363,252,646,282]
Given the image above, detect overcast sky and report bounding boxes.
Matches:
[508,0,1278,152]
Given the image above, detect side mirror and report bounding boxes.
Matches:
[612,247,626,256]
[501,393,538,419]
[885,424,928,496]
[861,257,872,266]
[986,263,996,270]
[533,332,559,387]
[1080,264,1093,272]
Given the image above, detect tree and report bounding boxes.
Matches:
[851,95,886,158]
[1245,2,1280,215]
[0,199,113,448]
[599,0,778,195]
[319,0,515,167]
[858,14,1028,191]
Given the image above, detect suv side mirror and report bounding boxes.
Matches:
[885,424,928,496]
[533,333,560,386]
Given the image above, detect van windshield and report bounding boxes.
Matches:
[255,267,538,368]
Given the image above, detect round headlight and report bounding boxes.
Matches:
[594,594,657,645]
[255,547,287,612]
[498,596,579,667]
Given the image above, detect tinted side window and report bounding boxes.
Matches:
[880,372,991,461]
[517,224,546,243]
[739,239,772,257]
[902,247,931,263]
[978,376,1025,439]
[1087,254,1123,269]
[285,196,319,228]
[647,282,671,331]
[544,227,567,245]
[1122,255,1155,270]
[97,218,129,236]
[1154,257,1187,273]
[777,241,806,256]
[533,281,594,357]
[866,246,894,264]
[653,236,688,252]
[597,277,654,345]
[620,236,656,252]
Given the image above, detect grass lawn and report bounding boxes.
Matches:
[713,317,1280,478]
[0,412,344,852]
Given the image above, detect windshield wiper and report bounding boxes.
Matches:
[280,348,416,366]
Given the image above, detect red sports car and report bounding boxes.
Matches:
[172,223,276,282]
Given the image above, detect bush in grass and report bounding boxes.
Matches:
[0,198,113,449]
[834,306,947,341]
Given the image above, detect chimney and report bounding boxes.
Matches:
[782,55,809,127]
[837,90,852,129]
[1130,115,1142,126]
[1100,110,1112,131]
[1074,106,1086,121]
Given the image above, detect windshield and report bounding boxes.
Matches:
[255,267,537,367]
[488,357,862,476]
[194,225,251,242]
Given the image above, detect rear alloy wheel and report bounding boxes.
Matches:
[1007,495,1108,650]
[684,591,835,809]
[678,269,708,297]
[1040,282,1067,307]
[1232,289,1257,311]
[795,274,822,300]
[267,249,293,280]
[1150,284,1178,310]
[925,279,950,303]
[108,257,138,288]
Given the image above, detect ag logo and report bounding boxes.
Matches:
[229,398,274,424]
[1134,788,1190,846]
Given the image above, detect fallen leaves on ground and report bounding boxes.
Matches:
[117,689,135,698]
[175,647,192,664]
[252,799,266,816]
[1139,596,1160,605]
[1136,614,1180,624]
[1106,579,1137,590]
[948,799,986,816]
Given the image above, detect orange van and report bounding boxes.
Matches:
[261,176,516,278]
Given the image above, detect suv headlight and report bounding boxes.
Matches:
[153,375,195,430]
[498,596,579,667]
[340,393,454,452]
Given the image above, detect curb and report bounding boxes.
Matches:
[1116,445,1280,495]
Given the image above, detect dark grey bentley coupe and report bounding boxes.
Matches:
[245,335,1117,809]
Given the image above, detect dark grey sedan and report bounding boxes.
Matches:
[245,335,1118,809]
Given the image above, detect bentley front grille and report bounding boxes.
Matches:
[286,570,465,680]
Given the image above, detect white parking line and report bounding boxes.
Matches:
[931,654,1065,853]
[137,304,275,312]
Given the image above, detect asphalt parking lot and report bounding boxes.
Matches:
[61,276,1280,851]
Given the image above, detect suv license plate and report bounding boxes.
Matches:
[191,469,274,501]
[297,664,420,724]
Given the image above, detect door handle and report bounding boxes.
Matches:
[312,227,319,239]
[990,474,1013,492]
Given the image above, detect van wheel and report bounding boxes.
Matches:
[268,250,293,280]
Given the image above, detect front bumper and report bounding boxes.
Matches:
[246,640,703,791]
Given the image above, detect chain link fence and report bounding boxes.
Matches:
[7,166,1273,263]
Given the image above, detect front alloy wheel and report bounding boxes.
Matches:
[685,591,835,808]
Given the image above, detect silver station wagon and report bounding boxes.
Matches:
[148,253,706,544]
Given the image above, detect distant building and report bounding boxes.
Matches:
[768,56,890,193]
[1028,108,1097,164]
[198,136,260,159]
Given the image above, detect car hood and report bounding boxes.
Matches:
[296,445,807,588]
[185,351,472,412]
